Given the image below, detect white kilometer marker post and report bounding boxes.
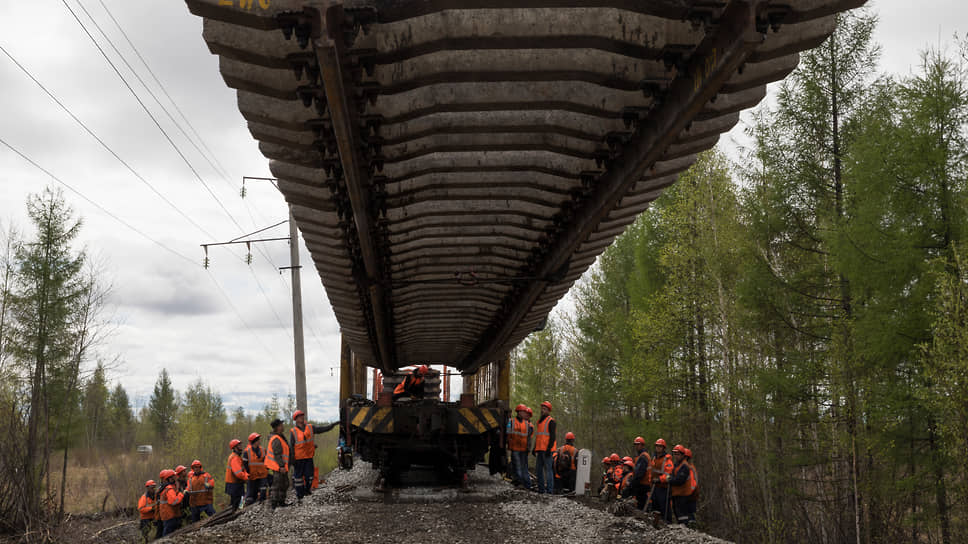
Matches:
[575,448,593,496]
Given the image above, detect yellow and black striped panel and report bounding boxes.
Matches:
[455,407,502,435]
[347,406,394,433]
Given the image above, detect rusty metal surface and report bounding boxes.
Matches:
[187,0,865,372]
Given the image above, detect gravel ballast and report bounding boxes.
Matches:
[167,461,731,544]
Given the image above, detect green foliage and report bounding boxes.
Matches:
[148,369,179,443]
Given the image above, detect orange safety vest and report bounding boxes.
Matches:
[291,425,316,460]
[245,444,268,479]
[186,470,214,507]
[636,450,653,485]
[507,418,529,452]
[534,416,555,452]
[265,434,290,472]
[670,459,697,496]
[612,465,625,488]
[393,373,424,395]
[225,452,248,484]
[137,493,156,520]
[558,444,577,471]
[651,453,674,487]
[688,460,700,497]
[157,484,183,521]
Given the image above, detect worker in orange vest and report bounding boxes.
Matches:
[185,459,215,522]
[265,418,292,509]
[649,438,675,521]
[630,436,653,510]
[243,432,269,505]
[554,432,578,493]
[669,445,698,525]
[289,410,337,501]
[225,439,249,511]
[597,456,611,495]
[392,365,429,400]
[531,400,556,494]
[620,459,636,497]
[506,404,532,488]
[157,469,184,537]
[173,465,190,526]
[137,479,157,543]
[684,448,699,526]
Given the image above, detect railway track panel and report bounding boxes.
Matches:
[188,0,865,373]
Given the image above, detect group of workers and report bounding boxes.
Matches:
[136,411,337,541]
[598,437,699,526]
[506,402,699,526]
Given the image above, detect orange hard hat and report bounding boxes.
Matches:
[684,448,693,459]
[565,432,575,440]
[248,432,261,442]
[655,438,667,447]
[634,436,646,445]
[174,465,186,475]
[145,480,156,487]
[673,444,686,454]
[292,410,305,421]
[515,404,527,412]
[229,439,242,449]
[417,365,429,375]
[625,460,634,467]
[540,401,552,411]
[609,453,621,462]
[622,456,633,463]
[602,457,609,464]
[159,469,174,480]
[191,459,202,468]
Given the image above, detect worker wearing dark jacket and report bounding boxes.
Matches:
[532,401,556,494]
[392,365,429,400]
[265,418,291,509]
[137,480,157,543]
[290,410,338,501]
[668,445,697,525]
[631,436,652,510]
[225,439,249,511]
[243,432,269,505]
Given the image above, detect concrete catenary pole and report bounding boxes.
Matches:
[290,207,307,413]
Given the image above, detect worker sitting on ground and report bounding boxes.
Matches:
[290,410,338,502]
[393,365,429,400]
[225,439,249,511]
[620,459,635,498]
[137,480,157,543]
[185,460,215,522]
[554,432,578,494]
[599,453,621,500]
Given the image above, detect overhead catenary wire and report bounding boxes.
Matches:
[0,136,279,362]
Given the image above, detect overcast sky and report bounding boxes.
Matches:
[0,0,962,422]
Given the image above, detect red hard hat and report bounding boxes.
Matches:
[684,448,693,459]
[417,364,429,375]
[602,457,609,464]
[622,456,633,463]
[672,444,686,454]
[174,465,186,475]
[229,439,241,449]
[634,436,646,445]
[145,480,156,487]
[565,432,575,440]
[248,432,261,442]
[191,459,202,468]
[515,404,527,412]
[524,407,533,415]
[292,410,305,421]
[540,401,552,411]
[625,460,634,467]
[159,469,174,480]
[655,438,667,447]
[609,453,621,462]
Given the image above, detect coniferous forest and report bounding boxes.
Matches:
[512,12,968,544]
